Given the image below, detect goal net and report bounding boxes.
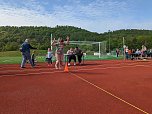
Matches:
[64,41,107,58]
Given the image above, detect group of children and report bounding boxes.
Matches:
[28,36,83,69]
[46,47,83,69]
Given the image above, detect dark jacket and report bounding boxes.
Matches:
[21,42,36,53]
[75,49,83,56]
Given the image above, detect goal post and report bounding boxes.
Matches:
[68,41,107,58]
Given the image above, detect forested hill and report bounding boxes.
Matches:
[106,29,152,50]
[0,26,103,51]
[0,26,152,51]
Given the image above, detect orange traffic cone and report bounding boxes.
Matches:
[64,63,69,72]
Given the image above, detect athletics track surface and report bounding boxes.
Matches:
[0,60,152,114]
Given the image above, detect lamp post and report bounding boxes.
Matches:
[108,30,110,54]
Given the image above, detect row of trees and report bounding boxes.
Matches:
[0,26,152,52]
[107,29,152,50]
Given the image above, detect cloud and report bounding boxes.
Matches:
[0,0,152,33]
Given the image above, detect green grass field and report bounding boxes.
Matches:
[0,51,123,64]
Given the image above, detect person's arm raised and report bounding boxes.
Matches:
[52,38,57,46]
[65,36,70,45]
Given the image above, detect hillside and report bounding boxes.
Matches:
[0,26,152,51]
[103,29,152,50]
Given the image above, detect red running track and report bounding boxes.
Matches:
[0,60,152,114]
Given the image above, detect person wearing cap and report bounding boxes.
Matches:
[20,39,37,68]
[52,36,69,69]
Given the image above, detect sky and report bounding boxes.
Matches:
[0,0,152,33]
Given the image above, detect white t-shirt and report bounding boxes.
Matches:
[125,48,129,53]
[67,50,75,55]
[47,51,53,58]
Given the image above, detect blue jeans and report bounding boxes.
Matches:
[21,52,34,67]
[125,52,129,59]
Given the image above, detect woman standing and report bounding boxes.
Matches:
[52,36,69,69]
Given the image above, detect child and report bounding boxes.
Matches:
[46,48,53,66]
[116,48,120,57]
[31,50,36,66]
[67,48,76,66]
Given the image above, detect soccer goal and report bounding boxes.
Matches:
[68,41,107,58]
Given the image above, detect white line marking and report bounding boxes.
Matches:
[0,64,151,77]
[70,72,149,114]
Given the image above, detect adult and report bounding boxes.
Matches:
[131,49,135,60]
[75,47,83,65]
[141,45,147,57]
[135,49,141,59]
[20,39,37,68]
[52,36,69,69]
[125,46,129,60]
[116,48,120,57]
